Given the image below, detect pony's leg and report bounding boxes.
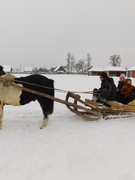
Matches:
[40,115,49,129]
[0,104,4,130]
[39,103,50,129]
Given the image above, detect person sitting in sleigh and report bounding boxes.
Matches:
[120,78,135,104]
[92,72,117,106]
[115,73,126,102]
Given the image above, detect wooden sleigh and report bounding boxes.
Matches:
[65,92,135,120]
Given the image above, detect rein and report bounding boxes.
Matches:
[14,79,94,94]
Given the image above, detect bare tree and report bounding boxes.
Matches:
[70,55,76,73]
[66,52,72,73]
[75,59,85,72]
[66,52,91,73]
[74,63,80,73]
[109,55,121,67]
[86,53,92,69]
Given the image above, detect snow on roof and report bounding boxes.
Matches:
[54,66,65,72]
[104,66,126,71]
[2,65,12,72]
[127,66,135,70]
[88,67,103,72]
[88,66,126,72]
[54,66,61,72]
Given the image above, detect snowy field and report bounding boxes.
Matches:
[0,74,135,180]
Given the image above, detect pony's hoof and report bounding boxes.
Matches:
[40,119,48,129]
[40,124,47,129]
[40,126,46,129]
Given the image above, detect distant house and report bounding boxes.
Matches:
[88,67,103,76]
[104,66,126,77]
[3,65,12,73]
[127,66,135,77]
[53,66,66,73]
[23,67,33,73]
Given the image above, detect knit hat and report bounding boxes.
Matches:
[120,73,126,78]
[100,72,107,78]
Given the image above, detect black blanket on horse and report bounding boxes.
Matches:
[15,74,54,115]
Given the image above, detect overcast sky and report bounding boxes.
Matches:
[0,0,135,69]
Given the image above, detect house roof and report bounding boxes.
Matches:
[54,66,60,72]
[104,66,126,71]
[127,66,135,70]
[54,66,66,72]
[88,67,103,72]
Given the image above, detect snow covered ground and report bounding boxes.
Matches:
[0,74,135,180]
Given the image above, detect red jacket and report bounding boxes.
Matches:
[121,79,135,97]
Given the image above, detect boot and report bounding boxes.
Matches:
[99,97,106,103]
[98,97,111,107]
[98,97,106,106]
[92,95,98,102]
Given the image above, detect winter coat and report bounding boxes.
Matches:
[115,81,126,102]
[99,77,116,100]
[121,79,135,97]
[117,81,126,91]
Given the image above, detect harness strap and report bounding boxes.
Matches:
[14,79,94,94]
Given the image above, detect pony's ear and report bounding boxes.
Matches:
[0,65,3,71]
